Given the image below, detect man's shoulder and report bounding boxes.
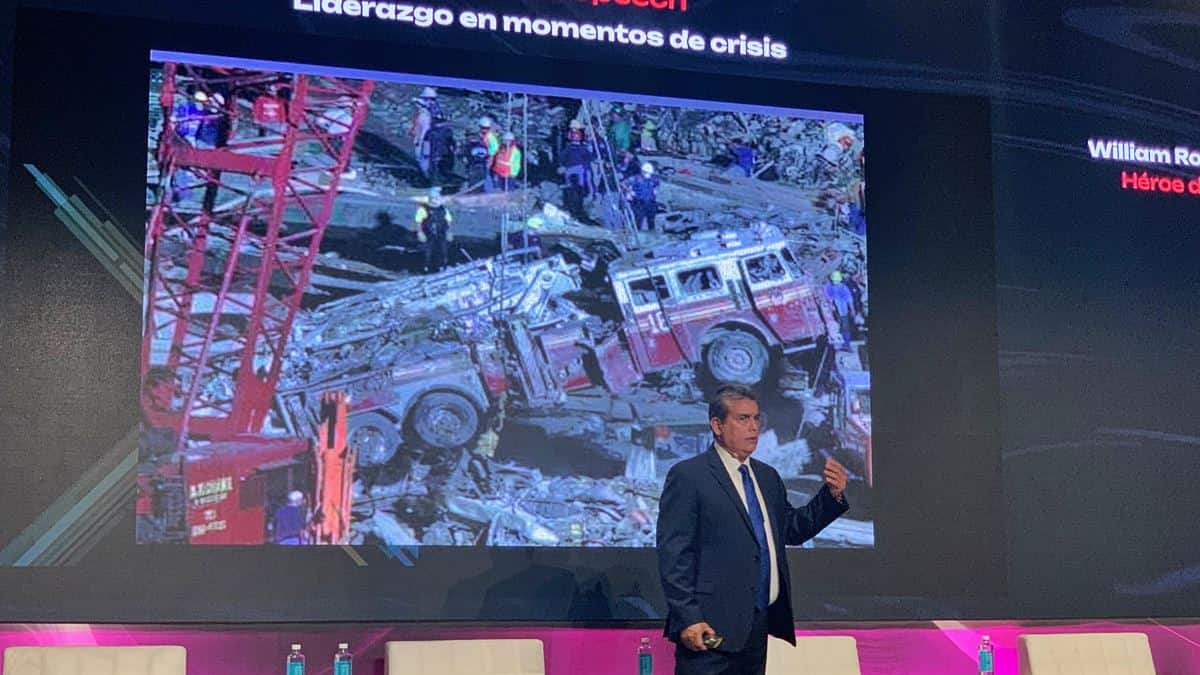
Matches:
[666,450,712,478]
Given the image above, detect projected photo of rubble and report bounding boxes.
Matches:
[137,55,872,548]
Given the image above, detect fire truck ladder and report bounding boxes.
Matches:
[579,100,638,242]
[142,62,374,448]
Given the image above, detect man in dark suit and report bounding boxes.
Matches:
[657,384,850,675]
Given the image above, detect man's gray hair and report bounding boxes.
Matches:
[708,384,758,422]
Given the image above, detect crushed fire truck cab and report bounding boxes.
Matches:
[607,224,840,386]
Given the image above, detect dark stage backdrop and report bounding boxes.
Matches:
[0,0,1196,623]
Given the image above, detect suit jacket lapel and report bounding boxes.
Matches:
[706,444,756,538]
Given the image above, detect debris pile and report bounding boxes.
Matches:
[352,455,662,547]
[143,69,875,548]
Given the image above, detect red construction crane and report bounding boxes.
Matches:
[142,62,374,447]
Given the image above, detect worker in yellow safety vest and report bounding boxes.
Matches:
[414,187,453,273]
[471,117,501,193]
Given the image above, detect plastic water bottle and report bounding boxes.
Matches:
[286,644,305,675]
[334,643,352,675]
[978,635,994,675]
[637,636,652,675]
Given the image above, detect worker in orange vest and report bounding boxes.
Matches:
[491,132,523,192]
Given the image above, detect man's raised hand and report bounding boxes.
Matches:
[824,456,848,498]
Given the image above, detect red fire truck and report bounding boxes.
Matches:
[290,225,842,466]
[597,223,840,389]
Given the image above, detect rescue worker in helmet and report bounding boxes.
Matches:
[424,114,457,185]
[469,116,501,192]
[415,187,454,273]
[492,131,523,192]
[273,490,308,545]
[824,270,856,350]
[561,119,594,200]
[411,86,441,176]
[625,162,660,232]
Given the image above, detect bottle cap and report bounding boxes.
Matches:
[338,643,349,649]
[292,644,302,650]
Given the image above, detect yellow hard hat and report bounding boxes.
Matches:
[830,271,843,283]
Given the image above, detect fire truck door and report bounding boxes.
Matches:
[623,274,683,371]
[668,265,732,361]
[740,252,815,341]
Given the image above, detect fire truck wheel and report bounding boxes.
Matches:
[410,391,480,450]
[348,412,401,467]
[705,329,770,386]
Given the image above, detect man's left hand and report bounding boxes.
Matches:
[823,457,848,499]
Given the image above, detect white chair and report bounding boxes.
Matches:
[766,635,861,675]
[1019,632,1157,675]
[3,646,186,675]
[386,639,545,675]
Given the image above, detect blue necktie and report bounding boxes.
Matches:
[739,464,771,610]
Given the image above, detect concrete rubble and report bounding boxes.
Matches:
[171,78,873,548]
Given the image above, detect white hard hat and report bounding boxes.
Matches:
[542,203,560,218]
[211,93,225,106]
[193,90,209,102]
[420,86,437,98]
[479,116,492,127]
[287,490,304,506]
[641,162,655,175]
[503,132,516,142]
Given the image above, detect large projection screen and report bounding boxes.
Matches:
[138,52,873,551]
